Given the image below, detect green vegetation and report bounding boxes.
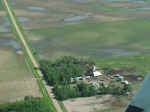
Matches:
[0,97,49,112]
[40,56,93,85]
[29,19,150,76]
[2,0,58,111]
[31,19,150,49]
[87,2,121,11]
[98,79,131,95]
[0,0,4,11]
[53,83,96,100]
[29,19,150,60]
[58,101,68,112]
[40,56,131,100]
[53,79,131,100]
[90,54,150,75]
[0,49,32,81]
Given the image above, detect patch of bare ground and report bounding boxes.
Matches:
[135,11,150,18]
[110,2,137,7]
[63,95,128,112]
[0,33,14,38]
[16,50,24,55]
[92,15,128,22]
[0,11,5,17]
[66,0,97,3]
[14,9,46,17]
[0,79,41,104]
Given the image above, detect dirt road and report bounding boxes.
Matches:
[3,0,63,112]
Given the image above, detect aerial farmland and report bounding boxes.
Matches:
[1,0,150,112]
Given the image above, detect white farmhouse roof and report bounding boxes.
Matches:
[93,71,102,77]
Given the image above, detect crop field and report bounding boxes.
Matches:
[0,0,4,11]
[63,95,129,112]
[6,0,150,111]
[0,33,41,104]
[8,0,150,29]
[26,19,150,61]
[8,0,150,60]
[0,5,41,104]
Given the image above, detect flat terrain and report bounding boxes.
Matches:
[6,0,150,111]
[0,2,41,104]
[8,0,150,60]
[9,0,150,29]
[27,19,150,60]
[0,33,41,104]
[63,95,128,112]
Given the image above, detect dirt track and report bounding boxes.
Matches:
[2,0,63,112]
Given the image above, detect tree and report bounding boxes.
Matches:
[40,56,92,85]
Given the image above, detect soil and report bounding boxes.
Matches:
[63,95,128,112]
[102,67,144,82]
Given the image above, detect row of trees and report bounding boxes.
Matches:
[0,97,49,112]
[53,83,97,100]
[53,81,131,101]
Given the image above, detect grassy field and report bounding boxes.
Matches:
[0,0,4,11]
[9,0,150,29]
[90,54,150,75]
[27,19,150,60]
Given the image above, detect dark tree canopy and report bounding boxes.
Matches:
[0,97,49,112]
[40,56,93,85]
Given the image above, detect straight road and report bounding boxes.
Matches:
[2,0,63,112]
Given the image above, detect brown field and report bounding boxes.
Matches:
[0,33,42,104]
[63,95,128,112]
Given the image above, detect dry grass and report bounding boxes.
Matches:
[63,95,128,112]
[0,38,41,104]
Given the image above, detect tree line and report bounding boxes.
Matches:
[53,82,97,100]
[0,97,49,112]
[53,80,131,100]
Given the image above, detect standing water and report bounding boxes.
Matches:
[27,6,46,11]
[18,17,31,23]
[0,38,21,50]
[64,16,89,22]
[0,17,10,33]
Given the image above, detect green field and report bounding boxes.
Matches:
[90,54,150,75]
[0,48,31,81]
[0,0,4,11]
[27,19,150,60]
